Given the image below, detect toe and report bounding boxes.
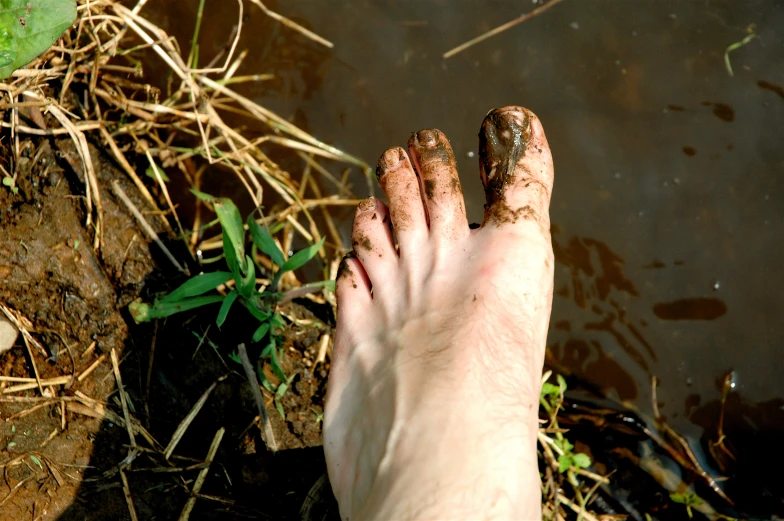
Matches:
[376,146,428,255]
[335,252,372,330]
[408,129,470,242]
[351,196,398,290]
[478,106,554,230]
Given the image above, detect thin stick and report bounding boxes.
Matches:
[119,468,140,521]
[111,180,189,275]
[237,343,278,452]
[177,427,225,521]
[443,0,568,59]
[248,0,333,49]
[164,375,228,460]
[77,353,107,382]
[111,348,136,449]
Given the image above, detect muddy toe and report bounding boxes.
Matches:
[478,106,554,230]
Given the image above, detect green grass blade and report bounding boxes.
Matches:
[248,215,285,267]
[280,237,325,274]
[216,290,238,327]
[161,272,233,303]
[130,295,225,322]
[252,322,270,342]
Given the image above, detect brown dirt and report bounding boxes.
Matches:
[0,137,338,520]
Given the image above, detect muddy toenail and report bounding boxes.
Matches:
[414,129,439,149]
[479,108,532,200]
[357,197,377,213]
[376,148,404,178]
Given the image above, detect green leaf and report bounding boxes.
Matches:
[216,290,238,327]
[280,237,325,274]
[129,295,224,322]
[572,453,591,468]
[554,438,574,454]
[160,272,232,303]
[556,374,567,393]
[145,164,170,182]
[227,350,241,364]
[236,254,256,299]
[541,382,560,399]
[558,454,572,473]
[267,339,287,382]
[252,322,270,343]
[248,215,285,267]
[0,0,77,80]
[29,454,43,470]
[213,198,246,272]
[1,176,12,187]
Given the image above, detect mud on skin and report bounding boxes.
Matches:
[479,108,550,227]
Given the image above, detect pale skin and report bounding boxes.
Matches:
[323,106,555,521]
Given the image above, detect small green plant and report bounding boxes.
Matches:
[2,174,17,194]
[540,374,593,474]
[670,492,703,519]
[130,191,325,388]
[0,0,77,79]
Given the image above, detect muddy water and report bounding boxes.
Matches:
[150,1,784,437]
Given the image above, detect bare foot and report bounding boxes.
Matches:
[324,107,554,521]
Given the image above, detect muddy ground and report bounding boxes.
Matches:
[0,136,339,520]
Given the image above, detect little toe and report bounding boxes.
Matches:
[335,253,372,332]
[351,196,398,292]
[408,129,469,242]
[478,106,554,231]
[376,146,428,254]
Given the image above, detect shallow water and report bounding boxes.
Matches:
[150,0,784,439]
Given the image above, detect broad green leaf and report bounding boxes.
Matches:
[558,454,572,473]
[161,272,232,303]
[129,295,224,322]
[541,382,560,399]
[572,453,591,468]
[248,215,285,267]
[216,290,238,327]
[252,322,270,343]
[280,237,325,274]
[0,0,77,79]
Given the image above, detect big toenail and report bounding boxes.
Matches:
[415,129,439,149]
[479,109,532,196]
[376,148,404,178]
[357,197,377,213]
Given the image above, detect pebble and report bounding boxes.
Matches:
[0,317,18,355]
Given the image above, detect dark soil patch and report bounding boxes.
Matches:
[0,137,339,520]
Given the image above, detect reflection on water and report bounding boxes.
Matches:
[148,1,784,438]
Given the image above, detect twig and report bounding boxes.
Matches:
[111,180,189,275]
[111,348,136,449]
[77,353,107,382]
[443,0,568,59]
[248,0,333,49]
[177,427,225,521]
[237,343,278,452]
[119,468,140,521]
[164,375,228,460]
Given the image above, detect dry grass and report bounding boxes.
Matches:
[0,0,367,285]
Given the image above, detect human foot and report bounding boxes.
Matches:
[324,107,554,520]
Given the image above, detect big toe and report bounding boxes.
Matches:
[478,106,554,230]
